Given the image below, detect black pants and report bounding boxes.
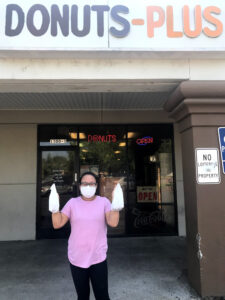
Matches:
[69,259,110,300]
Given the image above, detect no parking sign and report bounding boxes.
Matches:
[218,127,225,174]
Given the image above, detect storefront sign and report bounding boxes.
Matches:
[195,148,220,184]
[136,136,153,146]
[0,0,225,54]
[218,127,225,174]
[137,186,158,202]
[88,134,117,142]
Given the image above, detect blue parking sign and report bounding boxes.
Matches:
[218,127,225,173]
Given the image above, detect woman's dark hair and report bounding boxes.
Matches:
[79,172,99,185]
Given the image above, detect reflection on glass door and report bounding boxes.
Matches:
[127,126,177,235]
[37,149,78,239]
[79,127,127,235]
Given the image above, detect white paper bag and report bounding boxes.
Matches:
[49,184,59,213]
[111,183,124,211]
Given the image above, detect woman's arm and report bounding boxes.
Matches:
[105,211,120,227]
[52,212,69,229]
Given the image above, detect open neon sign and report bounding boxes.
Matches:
[136,136,154,146]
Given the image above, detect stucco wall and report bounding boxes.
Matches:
[0,59,224,92]
[0,125,37,241]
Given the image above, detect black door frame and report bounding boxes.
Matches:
[36,145,79,239]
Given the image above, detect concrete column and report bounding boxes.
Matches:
[164,81,225,297]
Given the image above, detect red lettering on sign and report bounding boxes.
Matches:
[143,192,148,200]
[93,135,98,142]
[88,134,117,143]
[138,189,158,202]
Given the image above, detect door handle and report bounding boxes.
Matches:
[74,173,77,182]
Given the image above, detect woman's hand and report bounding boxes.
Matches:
[49,185,69,229]
[111,183,124,211]
[105,183,124,227]
[49,184,60,213]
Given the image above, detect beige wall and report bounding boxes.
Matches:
[0,125,37,241]
[0,110,170,124]
[0,59,224,94]
[0,59,189,83]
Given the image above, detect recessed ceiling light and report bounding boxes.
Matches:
[79,133,86,140]
[69,132,77,139]
[119,142,126,147]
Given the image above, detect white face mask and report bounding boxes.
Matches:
[80,186,97,199]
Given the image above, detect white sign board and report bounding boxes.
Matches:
[137,186,158,203]
[50,139,67,144]
[0,0,225,55]
[195,148,221,184]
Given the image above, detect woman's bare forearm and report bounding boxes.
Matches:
[52,212,62,229]
[108,211,119,227]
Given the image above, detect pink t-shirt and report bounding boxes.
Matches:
[61,195,111,268]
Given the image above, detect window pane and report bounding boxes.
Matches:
[159,140,174,204]
[40,150,75,231]
[79,126,127,235]
[127,125,176,234]
[39,125,78,146]
[127,204,175,235]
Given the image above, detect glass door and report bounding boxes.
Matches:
[37,148,79,239]
[127,125,177,235]
[79,126,128,235]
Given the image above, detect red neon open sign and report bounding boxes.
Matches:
[136,136,154,146]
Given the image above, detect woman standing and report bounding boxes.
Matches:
[50,171,124,300]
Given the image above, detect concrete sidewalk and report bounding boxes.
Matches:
[0,237,204,300]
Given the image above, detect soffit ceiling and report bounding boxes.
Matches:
[0,81,181,110]
[0,92,172,110]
